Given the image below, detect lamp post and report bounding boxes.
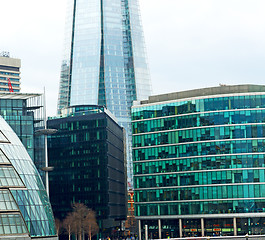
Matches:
[35,89,57,196]
[35,128,57,196]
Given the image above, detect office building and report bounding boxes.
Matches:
[57,0,152,186]
[0,93,46,181]
[132,85,265,238]
[48,105,126,235]
[0,51,21,92]
[0,116,56,240]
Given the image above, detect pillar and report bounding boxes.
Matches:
[201,218,205,237]
[158,219,162,239]
[145,225,148,240]
[179,219,183,238]
[138,220,141,240]
[233,217,237,236]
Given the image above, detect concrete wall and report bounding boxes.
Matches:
[140,84,265,105]
[0,56,21,68]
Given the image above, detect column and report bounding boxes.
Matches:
[179,219,183,238]
[145,225,148,240]
[233,217,237,236]
[158,219,162,239]
[201,218,205,237]
[138,220,141,240]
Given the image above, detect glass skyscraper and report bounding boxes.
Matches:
[57,0,152,186]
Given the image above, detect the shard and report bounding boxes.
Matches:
[57,0,152,186]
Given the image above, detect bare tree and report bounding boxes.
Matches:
[55,218,61,236]
[62,203,99,240]
[83,209,99,240]
[71,203,99,240]
[72,203,86,240]
[63,213,75,240]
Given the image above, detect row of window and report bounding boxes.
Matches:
[0,167,24,187]
[50,130,106,144]
[132,95,265,120]
[58,118,105,130]
[0,99,24,109]
[134,154,265,174]
[133,124,265,147]
[0,81,20,87]
[0,190,18,210]
[0,88,19,92]
[135,199,265,216]
[135,184,265,202]
[0,71,19,76]
[140,218,264,237]
[132,109,265,134]
[135,169,265,188]
[0,214,28,235]
[133,139,265,160]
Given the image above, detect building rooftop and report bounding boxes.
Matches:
[140,84,265,105]
[0,92,40,100]
[49,105,119,124]
[0,55,21,68]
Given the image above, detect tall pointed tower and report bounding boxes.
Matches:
[57,0,152,187]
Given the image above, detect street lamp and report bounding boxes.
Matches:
[35,128,57,196]
[34,89,57,196]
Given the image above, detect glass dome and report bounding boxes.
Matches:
[0,116,57,239]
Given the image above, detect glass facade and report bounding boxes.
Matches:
[57,0,152,187]
[132,86,265,237]
[0,93,46,183]
[0,116,56,239]
[48,105,126,235]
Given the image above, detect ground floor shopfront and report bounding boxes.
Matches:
[137,214,265,239]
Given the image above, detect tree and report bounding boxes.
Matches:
[55,218,63,236]
[66,203,99,240]
[72,203,87,240]
[83,209,99,240]
[63,213,75,240]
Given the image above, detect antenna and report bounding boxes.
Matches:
[0,51,10,58]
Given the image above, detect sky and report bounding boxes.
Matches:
[1,0,265,116]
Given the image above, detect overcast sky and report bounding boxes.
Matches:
[1,0,265,116]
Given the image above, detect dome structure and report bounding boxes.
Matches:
[0,116,57,239]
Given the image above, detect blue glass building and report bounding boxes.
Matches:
[57,0,152,186]
[0,116,57,239]
[132,85,265,238]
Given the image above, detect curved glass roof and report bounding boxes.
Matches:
[0,116,57,238]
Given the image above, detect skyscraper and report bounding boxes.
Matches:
[57,0,152,186]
